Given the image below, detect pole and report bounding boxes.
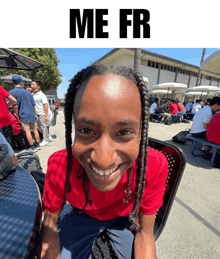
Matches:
[196,48,206,86]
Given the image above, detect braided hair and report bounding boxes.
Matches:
[63,64,150,231]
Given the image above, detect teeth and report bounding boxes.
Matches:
[91,165,119,176]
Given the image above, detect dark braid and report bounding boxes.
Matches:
[63,64,150,231]
[129,72,149,231]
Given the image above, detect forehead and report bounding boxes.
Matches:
[74,74,142,123]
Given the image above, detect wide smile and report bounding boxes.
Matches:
[88,163,125,182]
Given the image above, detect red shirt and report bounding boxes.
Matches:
[177,103,186,112]
[206,113,220,144]
[169,103,178,115]
[0,85,12,128]
[8,113,21,135]
[43,148,168,220]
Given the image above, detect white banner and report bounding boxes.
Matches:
[1,0,219,47]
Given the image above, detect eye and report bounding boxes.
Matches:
[78,128,95,135]
[117,129,134,136]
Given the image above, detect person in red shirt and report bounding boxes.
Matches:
[169,99,178,122]
[0,85,17,138]
[206,113,220,145]
[38,65,168,259]
[55,103,60,109]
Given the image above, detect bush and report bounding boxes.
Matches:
[59,102,65,107]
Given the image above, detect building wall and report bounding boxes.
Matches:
[97,50,220,96]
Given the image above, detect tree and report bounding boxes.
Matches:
[0,48,62,92]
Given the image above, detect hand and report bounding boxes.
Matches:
[45,116,49,122]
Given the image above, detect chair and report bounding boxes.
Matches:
[60,137,186,258]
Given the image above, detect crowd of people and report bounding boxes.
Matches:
[149,96,216,124]
[150,95,220,162]
[0,75,58,155]
[150,98,186,124]
[190,96,220,160]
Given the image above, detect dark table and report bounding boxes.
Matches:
[0,165,42,259]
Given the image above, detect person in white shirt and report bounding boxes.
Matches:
[191,100,202,114]
[150,98,159,114]
[190,97,220,159]
[31,80,50,147]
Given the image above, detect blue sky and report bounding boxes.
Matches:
[55,48,219,99]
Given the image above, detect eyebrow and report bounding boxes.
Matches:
[76,118,139,127]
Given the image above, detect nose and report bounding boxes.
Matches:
[90,134,117,170]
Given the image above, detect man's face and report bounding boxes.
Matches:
[212,103,220,112]
[31,81,40,93]
[166,100,170,106]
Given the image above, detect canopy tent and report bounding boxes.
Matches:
[0,74,31,85]
[153,82,187,90]
[187,85,220,98]
[185,91,208,96]
[187,85,220,92]
[0,48,44,71]
[152,82,187,98]
[149,90,172,95]
[143,77,149,84]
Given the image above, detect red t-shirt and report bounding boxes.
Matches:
[177,103,186,112]
[169,103,178,115]
[8,113,21,135]
[43,148,168,220]
[0,85,12,128]
[206,113,220,144]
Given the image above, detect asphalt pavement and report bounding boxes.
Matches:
[37,110,220,259]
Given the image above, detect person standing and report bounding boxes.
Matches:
[0,85,17,138]
[31,80,50,146]
[9,75,40,152]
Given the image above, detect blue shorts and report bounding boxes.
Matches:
[58,205,135,259]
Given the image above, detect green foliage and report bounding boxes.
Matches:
[0,48,62,92]
[59,102,65,107]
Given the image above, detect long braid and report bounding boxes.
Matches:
[128,71,149,231]
[63,64,149,232]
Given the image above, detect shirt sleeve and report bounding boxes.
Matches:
[139,153,168,215]
[203,110,212,124]
[2,86,10,98]
[42,153,66,213]
[41,93,49,105]
[0,132,14,156]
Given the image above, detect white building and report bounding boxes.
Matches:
[93,48,220,101]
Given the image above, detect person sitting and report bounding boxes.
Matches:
[204,98,212,107]
[175,98,186,120]
[185,100,193,112]
[190,97,220,160]
[155,99,171,121]
[149,98,159,121]
[191,100,202,114]
[169,99,178,122]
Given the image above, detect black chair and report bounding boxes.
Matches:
[60,137,186,258]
